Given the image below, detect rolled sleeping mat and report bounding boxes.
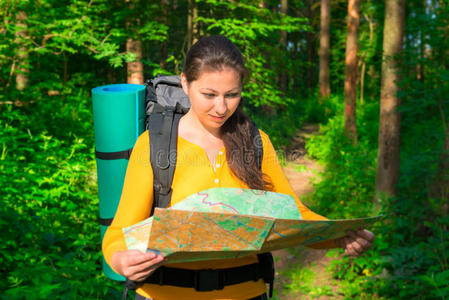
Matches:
[92,84,146,280]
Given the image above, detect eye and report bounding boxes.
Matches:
[225,93,240,98]
[203,93,215,99]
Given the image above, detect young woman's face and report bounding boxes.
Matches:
[181,67,242,133]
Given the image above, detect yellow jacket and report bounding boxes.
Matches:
[103,129,335,300]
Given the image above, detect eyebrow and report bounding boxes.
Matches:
[200,87,241,93]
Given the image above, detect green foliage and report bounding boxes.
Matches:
[1,0,448,298]
[301,94,449,299]
[197,0,309,108]
[0,0,315,297]
[325,215,449,299]
[302,85,448,299]
[248,94,306,147]
[0,79,123,297]
[305,96,379,218]
[276,248,339,299]
[282,264,316,295]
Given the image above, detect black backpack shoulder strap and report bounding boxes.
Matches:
[148,106,182,212]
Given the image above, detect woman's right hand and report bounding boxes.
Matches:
[111,250,166,282]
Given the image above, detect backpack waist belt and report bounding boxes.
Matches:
[141,257,274,294]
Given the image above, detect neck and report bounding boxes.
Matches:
[181,110,222,140]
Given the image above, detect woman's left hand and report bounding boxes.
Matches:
[336,229,374,257]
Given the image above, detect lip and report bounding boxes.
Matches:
[209,115,225,120]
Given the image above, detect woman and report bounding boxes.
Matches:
[102,35,374,300]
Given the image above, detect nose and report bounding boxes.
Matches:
[214,96,227,116]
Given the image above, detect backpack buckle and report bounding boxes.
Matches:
[194,269,224,291]
[154,183,172,196]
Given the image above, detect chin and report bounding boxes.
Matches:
[207,117,227,125]
[208,122,224,128]
[208,119,228,131]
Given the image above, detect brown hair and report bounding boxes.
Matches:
[183,36,273,191]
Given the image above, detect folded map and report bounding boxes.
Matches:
[123,188,380,263]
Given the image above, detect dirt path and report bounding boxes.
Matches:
[273,124,343,300]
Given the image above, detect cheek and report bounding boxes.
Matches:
[229,98,241,112]
[190,95,213,113]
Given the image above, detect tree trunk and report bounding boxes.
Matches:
[343,0,360,143]
[126,38,144,84]
[15,11,29,91]
[318,0,331,99]
[375,0,405,204]
[279,0,288,92]
[292,35,299,95]
[192,0,199,45]
[306,0,316,91]
[125,0,143,85]
[159,0,170,70]
[360,12,374,105]
[187,0,197,49]
[418,0,426,82]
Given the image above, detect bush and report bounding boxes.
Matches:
[301,93,449,299]
[0,80,123,298]
[304,97,379,218]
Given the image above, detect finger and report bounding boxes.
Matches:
[126,251,158,267]
[354,236,370,249]
[345,243,358,256]
[348,231,371,250]
[350,240,364,254]
[347,231,363,247]
[123,255,165,278]
[345,236,364,256]
[129,258,166,281]
[138,258,166,275]
[344,237,356,256]
[357,230,375,242]
[132,267,159,282]
[131,255,165,273]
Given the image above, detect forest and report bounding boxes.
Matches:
[1,0,448,299]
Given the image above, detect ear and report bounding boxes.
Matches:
[180,73,189,95]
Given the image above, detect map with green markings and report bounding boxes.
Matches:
[123,188,380,263]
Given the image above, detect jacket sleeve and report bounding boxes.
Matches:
[102,131,154,271]
[259,130,337,249]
